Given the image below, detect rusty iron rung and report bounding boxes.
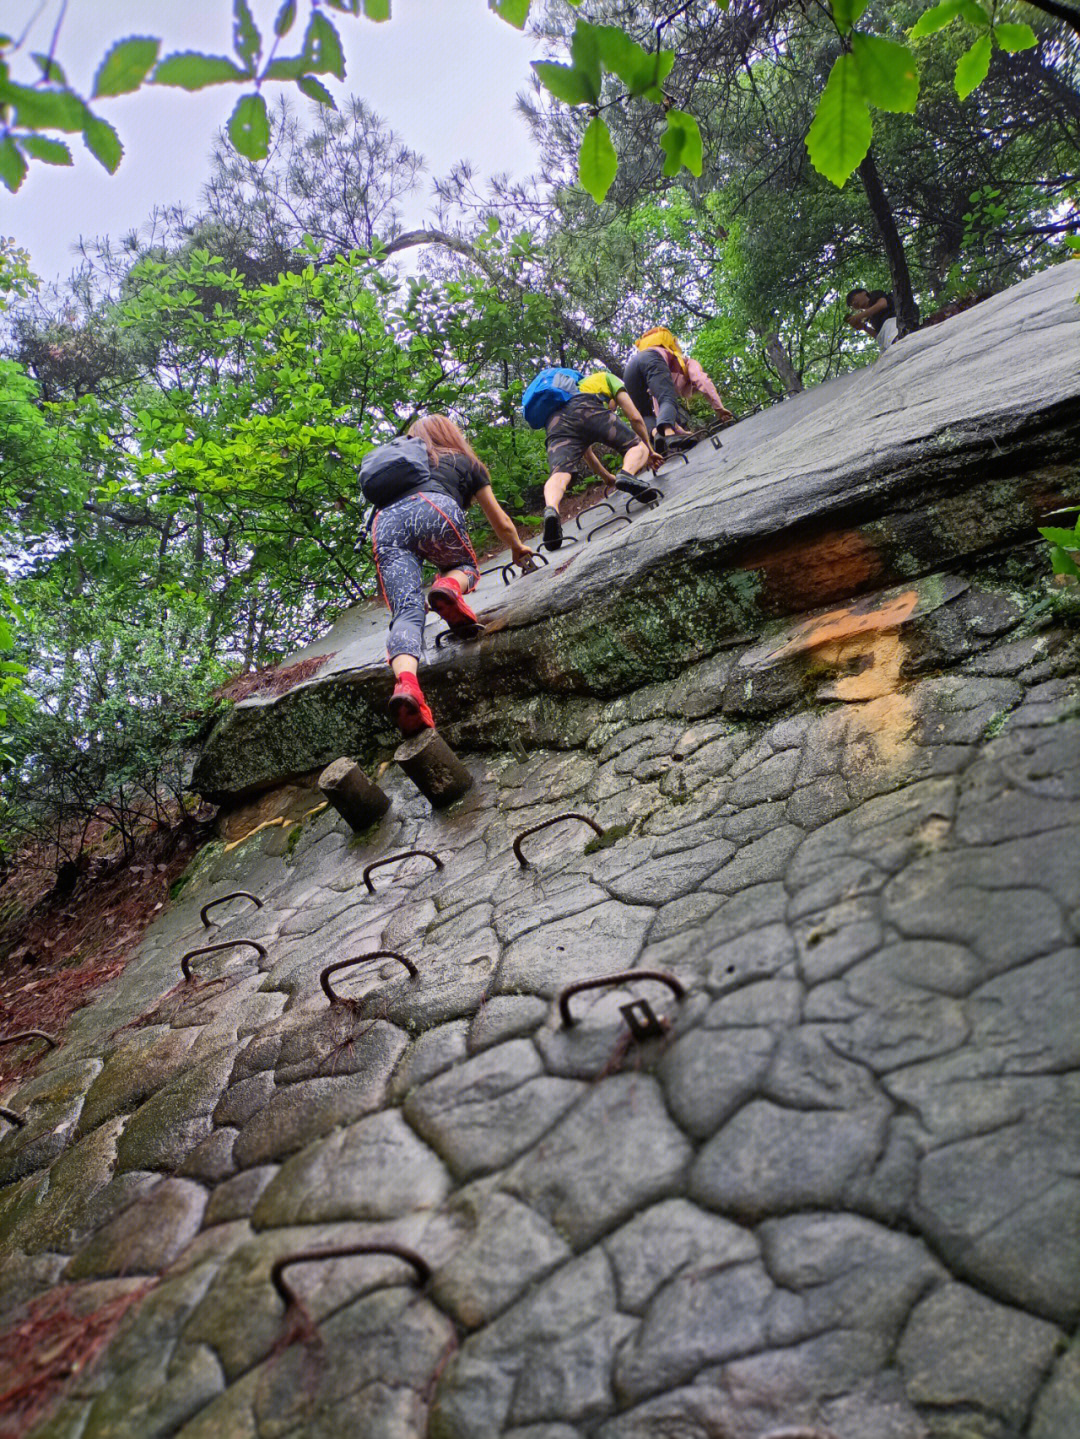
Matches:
[0,1030,58,1050]
[512,813,604,868]
[270,1242,431,1310]
[180,939,268,982]
[0,1106,26,1129]
[625,486,664,516]
[200,891,263,929]
[575,500,616,531]
[537,534,578,555]
[502,551,549,585]
[321,951,419,1004]
[363,849,444,894]
[558,970,686,1029]
[585,515,632,542]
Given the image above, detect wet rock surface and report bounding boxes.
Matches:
[193,263,1080,802]
[3,267,1080,1437]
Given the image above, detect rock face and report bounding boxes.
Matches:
[3,264,1080,1438]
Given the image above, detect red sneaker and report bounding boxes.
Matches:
[428,576,480,634]
[388,672,435,735]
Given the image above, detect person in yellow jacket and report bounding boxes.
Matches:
[623,327,734,453]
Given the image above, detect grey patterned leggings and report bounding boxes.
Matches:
[372,492,480,661]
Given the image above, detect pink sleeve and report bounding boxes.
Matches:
[686,357,726,414]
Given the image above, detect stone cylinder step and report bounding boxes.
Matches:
[394,728,473,807]
[318,757,391,830]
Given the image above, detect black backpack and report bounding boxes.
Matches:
[359,436,430,507]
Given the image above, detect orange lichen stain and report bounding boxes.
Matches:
[814,630,917,769]
[768,590,919,666]
[739,529,885,612]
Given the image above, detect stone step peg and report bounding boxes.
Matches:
[394,728,473,808]
[317,757,391,831]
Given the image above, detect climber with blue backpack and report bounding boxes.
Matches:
[521,366,663,551]
[362,415,534,734]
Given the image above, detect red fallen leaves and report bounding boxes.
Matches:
[0,1281,154,1437]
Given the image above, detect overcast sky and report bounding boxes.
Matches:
[2,1,543,284]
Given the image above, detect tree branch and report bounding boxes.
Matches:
[377,228,626,373]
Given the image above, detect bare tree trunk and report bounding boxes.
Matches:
[763,333,803,395]
[857,150,920,337]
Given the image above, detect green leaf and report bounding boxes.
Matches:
[9,84,92,132]
[32,52,67,84]
[958,0,990,22]
[593,25,674,99]
[851,34,919,113]
[297,74,336,107]
[570,20,602,104]
[363,0,391,18]
[806,52,872,187]
[263,54,309,80]
[228,92,270,159]
[659,109,703,178]
[1038,527,1080,547]
[955,33,991,99]
[233,0,262,72]
[274,1,297,37]
[152,52,247,89]
[489,0,531,27]
[831,0,869,32]
[20,134,73,165]
[0,137,28,193]
[82,117,123,172]
[532,61,593,105]
[1065,236,1080,251]
[994,21,1037,51]
[303,13,346,80]
[578,113,617,202]
[93,36,160,96]
[909,0,965,38]
[1050,547,1080,577]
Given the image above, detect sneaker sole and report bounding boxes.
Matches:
[543,513,563,550]
[428,590,480,633]
[388,693,433,735]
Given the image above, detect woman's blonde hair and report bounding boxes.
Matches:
[407,416,490,482]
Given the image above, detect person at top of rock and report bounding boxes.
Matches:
[538,367,663,552]
[845,287,898,352]
[372,415,533,735]
[623,327,734,455]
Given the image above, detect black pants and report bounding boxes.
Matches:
[623,348,684,434]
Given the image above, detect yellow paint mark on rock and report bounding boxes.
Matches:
[770,590,919,665]
[218,775,326,847]
[813,628,917,770]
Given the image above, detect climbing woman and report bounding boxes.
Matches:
[623,327,734,453]
[370,415,534,735]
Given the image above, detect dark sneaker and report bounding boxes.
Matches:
[428,576,480,634]
[615,476,662,504]
[543,506,563,550]
[388,673,435,736]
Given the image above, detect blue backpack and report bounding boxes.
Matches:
[522,367,581,429]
